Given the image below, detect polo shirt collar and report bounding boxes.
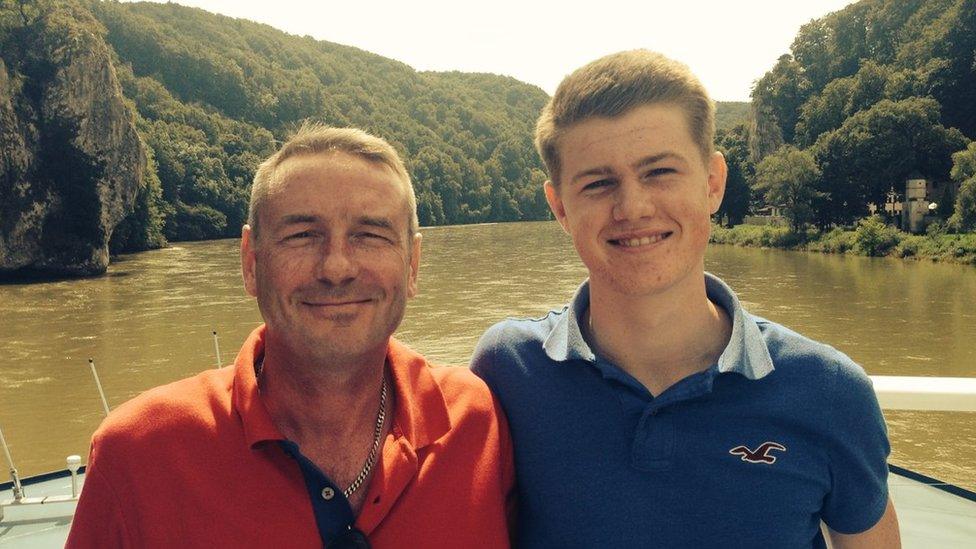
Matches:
[706,273,775,380]
[542,273,774,380]
[232,326,283,447]
[384,338,452,449]
[231,325,452,450]
[542,283,596,363]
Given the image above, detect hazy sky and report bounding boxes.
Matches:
[128,0,856,101]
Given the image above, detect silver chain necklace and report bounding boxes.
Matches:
[255,358,388,499]
[343,373,388,498]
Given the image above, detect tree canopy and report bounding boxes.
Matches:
[748,0,974,232]
[755,146,823,232]
[949,142,976,231]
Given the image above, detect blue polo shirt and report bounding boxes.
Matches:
[471,273,890,548]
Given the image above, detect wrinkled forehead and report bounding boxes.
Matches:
[259,151,414,235]
[269,150,409,196]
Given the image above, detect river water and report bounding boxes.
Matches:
[1,221,974,490]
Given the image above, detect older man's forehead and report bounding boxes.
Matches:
[274,151,406,189]
[265,152,411,227]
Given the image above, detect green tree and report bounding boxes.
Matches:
[715,124,753,226]
[794,61,900,147]
[949,141,976,231]
[110,145,168,252]
[755,146,824,232]
[814,98,967,226]
[750,54,811,146]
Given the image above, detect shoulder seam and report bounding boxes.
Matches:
[85,448,137,545]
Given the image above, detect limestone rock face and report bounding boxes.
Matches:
[0,8,144,278]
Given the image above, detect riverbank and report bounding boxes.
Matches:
[710,219,976,265]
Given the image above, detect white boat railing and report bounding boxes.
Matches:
[3,373,976,525]
[871,375,976,412]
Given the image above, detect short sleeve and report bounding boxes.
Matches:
[65,442,134,548]
[820,361,891,533]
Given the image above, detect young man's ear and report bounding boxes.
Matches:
[544,181,570,234]
[707,151,728,215]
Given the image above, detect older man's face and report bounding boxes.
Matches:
[242,151,420,365]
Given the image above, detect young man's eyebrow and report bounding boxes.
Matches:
[569,152,685,184]
[632,152,682,171]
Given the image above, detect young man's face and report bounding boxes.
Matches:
[545,103,726,298]
[241,151,420,365]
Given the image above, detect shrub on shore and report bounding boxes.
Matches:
[852,216,902,256]
[710,224,808,248]
[807,227,856,254]
[710,222,976,265]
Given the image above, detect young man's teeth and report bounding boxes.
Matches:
[619,235,663,247]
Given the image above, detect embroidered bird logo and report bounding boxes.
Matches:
[728,442,787,464]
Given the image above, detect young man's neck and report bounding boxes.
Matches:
[585,272,732,397]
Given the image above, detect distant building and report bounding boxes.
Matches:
[903,176,929,233]
[744,205,786,226]
[884,175,956,234]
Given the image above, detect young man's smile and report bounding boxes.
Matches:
[606,229,674,249]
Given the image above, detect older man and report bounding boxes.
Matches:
[68,126,513,548]
[472,50,900,548]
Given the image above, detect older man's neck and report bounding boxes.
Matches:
[258,340,389,442]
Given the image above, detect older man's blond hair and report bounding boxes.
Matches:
[248,124,418,238]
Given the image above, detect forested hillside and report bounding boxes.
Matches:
[0,0,783,274]
[82,0,558,249]
[715,101,750,132]
[742,0,975,231]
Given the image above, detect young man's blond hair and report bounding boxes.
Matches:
[535,49,715,184]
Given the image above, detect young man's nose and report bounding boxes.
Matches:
[612,179,657,222]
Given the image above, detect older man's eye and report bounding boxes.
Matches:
[280,231,317,244]
[582,179,613,191]
[355,231,392,242]
[647,167,676,177]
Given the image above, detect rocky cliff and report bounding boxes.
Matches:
[0,3,144,278]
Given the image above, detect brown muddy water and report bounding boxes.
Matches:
[1,221,974,490]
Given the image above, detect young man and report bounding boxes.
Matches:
[68,126,514,548]
[471,50,899,547]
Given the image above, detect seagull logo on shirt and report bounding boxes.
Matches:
[728,442,787,464]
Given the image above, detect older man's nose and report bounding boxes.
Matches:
[315,240,359,285]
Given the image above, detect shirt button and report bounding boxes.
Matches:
[321,487,335,500]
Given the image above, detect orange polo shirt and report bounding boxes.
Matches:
[66,326,514,548]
